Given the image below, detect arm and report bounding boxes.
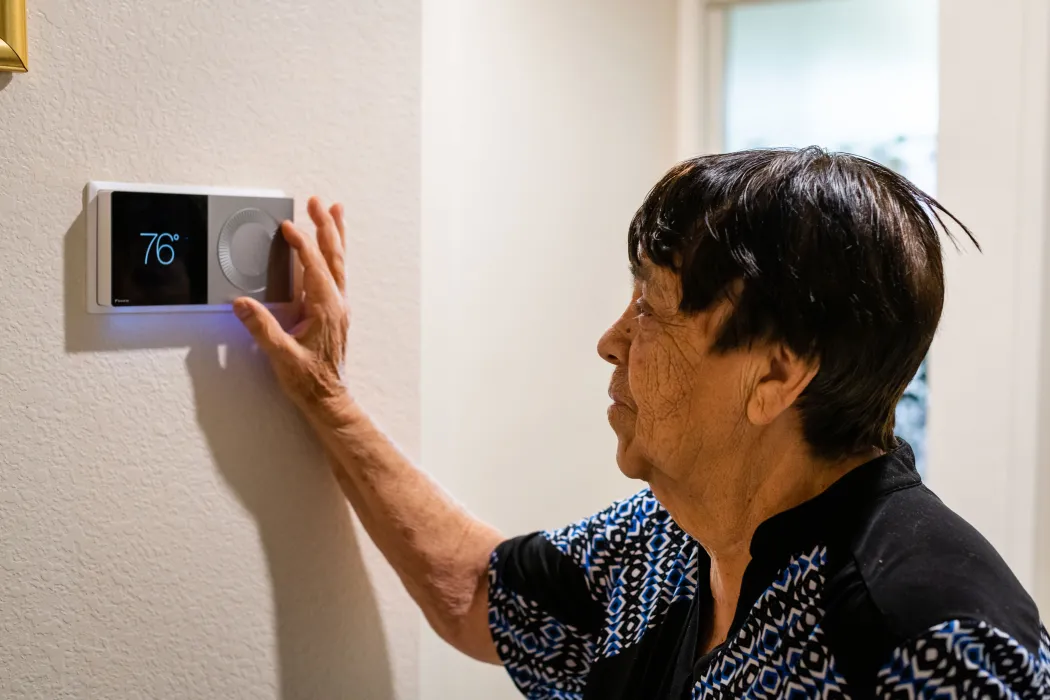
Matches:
[233,196,502,663]
[874,620,1050,698]
[316,407,503,663]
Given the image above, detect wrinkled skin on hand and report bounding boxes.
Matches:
[233,196,351,416]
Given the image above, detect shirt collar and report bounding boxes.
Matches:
[748,440,921,562]
[690,442,922,680]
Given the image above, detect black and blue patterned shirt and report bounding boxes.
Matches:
[487,445,1050,698]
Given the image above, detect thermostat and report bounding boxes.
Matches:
[85,181,295,313]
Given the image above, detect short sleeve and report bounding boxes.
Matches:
[487,490,678,698]
[874,620,1050,698]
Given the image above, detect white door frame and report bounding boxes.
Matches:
[677,0,1050,608]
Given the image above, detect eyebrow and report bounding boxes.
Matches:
[629,261,650,282]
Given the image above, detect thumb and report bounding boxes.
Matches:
[233,297,293,357]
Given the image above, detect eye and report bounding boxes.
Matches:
[634,299,653,319]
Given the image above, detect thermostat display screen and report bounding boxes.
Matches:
[111,191,209,306]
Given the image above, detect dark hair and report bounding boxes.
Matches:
[628,147,977,459]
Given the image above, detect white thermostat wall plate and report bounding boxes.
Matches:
[86,181,296,314]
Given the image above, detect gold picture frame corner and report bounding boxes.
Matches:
[0,0,28,73]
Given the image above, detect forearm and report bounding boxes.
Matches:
[309,395,503,661]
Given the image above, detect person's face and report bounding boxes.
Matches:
[597,260,755,488]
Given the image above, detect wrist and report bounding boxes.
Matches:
[304,387,363,430]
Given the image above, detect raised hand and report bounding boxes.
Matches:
[234,196,351,416]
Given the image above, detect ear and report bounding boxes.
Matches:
[746,344,819,426]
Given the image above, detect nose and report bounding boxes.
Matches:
[597,313,633,366]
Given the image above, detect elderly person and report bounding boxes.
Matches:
[233,148,1049,699]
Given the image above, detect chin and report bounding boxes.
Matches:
[608,406,651,480]
[615,443,653,482]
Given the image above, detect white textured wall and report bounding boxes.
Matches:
[0,1,420,698]
[420,1,678,697]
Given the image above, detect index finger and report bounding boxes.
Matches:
[280,220,328,274]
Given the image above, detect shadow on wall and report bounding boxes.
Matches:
[0,73,12,91]
[63,204,397,698]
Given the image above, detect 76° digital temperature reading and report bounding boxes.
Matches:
[139,232,183,266]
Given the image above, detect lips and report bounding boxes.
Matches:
[608,375,636,409]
